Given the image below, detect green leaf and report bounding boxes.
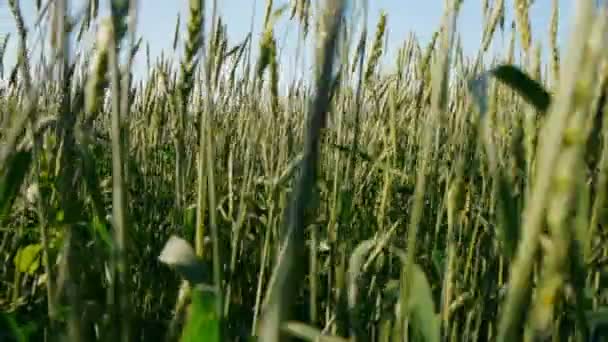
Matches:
[490,65,551,112]
[0,150,33,224]
[468,64,552,115]
[180,286,220,342]
[14,243,43,275]
[408,264,440,342]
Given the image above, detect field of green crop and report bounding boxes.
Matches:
[1,0,608,341]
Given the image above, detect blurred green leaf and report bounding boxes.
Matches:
[468,64,551,115]
[14,243,43,275]
[490,65,551,112]
[180,287,220,342]
[408,264,440,342]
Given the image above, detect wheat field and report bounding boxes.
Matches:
[1,0,608,341]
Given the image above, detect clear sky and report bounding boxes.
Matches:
[0,0,576,84]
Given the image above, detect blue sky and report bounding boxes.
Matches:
[0,0,575,83]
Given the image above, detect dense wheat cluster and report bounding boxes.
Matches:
[1,0,608,341]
